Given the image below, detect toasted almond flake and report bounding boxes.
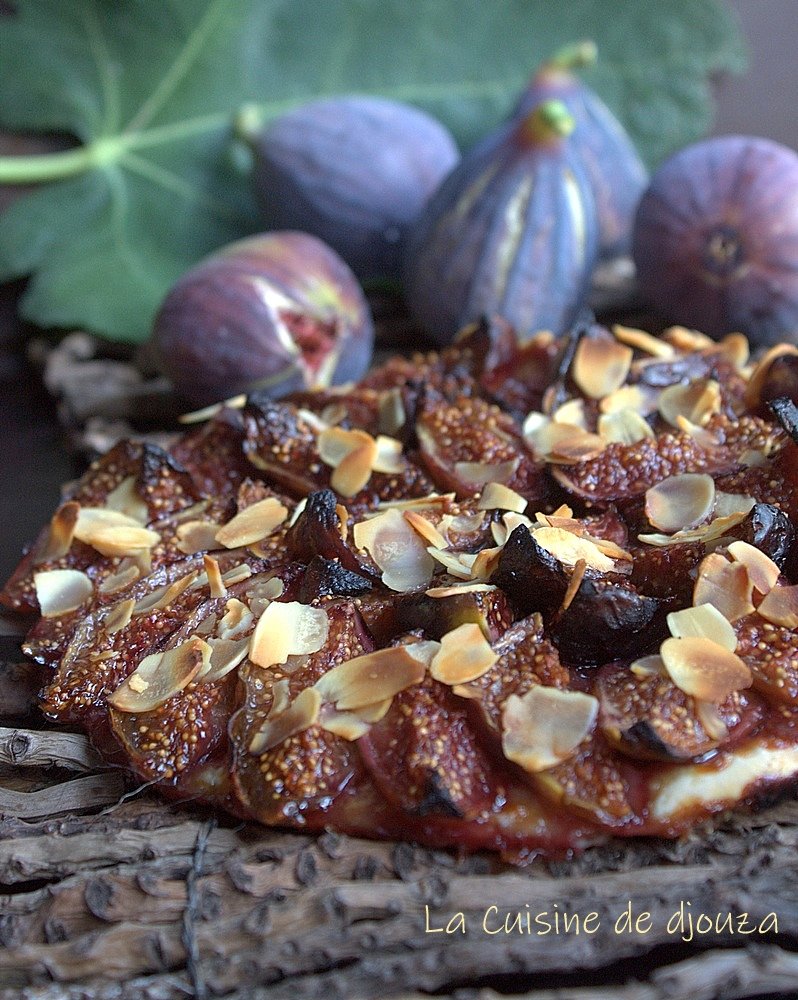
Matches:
[695,700,729,741]
[133,572,198,616]
[559,559,587,614]
[354,508,434,592]
[719,332,750,369]
[599,384,660,416]
[247,576,284,603]
[403,510,448,549]
[430,623,498,684]
[248,687,322,755]
[532,526,615,572]
[317,426,374,468]
[203,555,227,599]
[249,602,329,668]
[178,394,247,424]
[105,476,148,523]
[553,398,587,428]
[663,326,715,351]
[714,492,757,520]
[331,443,377,496]
[218,598,254,639]
[492,511,535,547]
[314,642,434,710]
[201,635,251,684]
[477,482,527,513]
[34,569,93,617]
[757,585,798,629]
[426,582,497,598]
[659,379,721,427]
[502,686,599,773]
[268,678,291,719]
[597,409,654,445]
[176,520,223,554]
[630,654,667,678]
[194,613,218,636]
[612,324,675,358]
[739,448,769,468]
[105,598,135,635]
[320,402,348,426]
[376,492,455,512]
[378,387,406,435]
[296,408,330,433]
[572,333,633,399]
[673,415,720,449]
[215,497,288,549]
[108,638,211,714]
[583,534,633,562]
[222,564,253,587]
[98,559,142,595]
[454,458,520,488]
[522,410,548,437]
[645,474,716,533]
[372,435,405,474]
[74,507,160,558]
[469,546,504,581]
[744,343,798,410]
[426,546,473,579]
[335,504,349,541]
[524,419,606,464]
[35,501,80,564]
[638,507,751,548]
[727,540,780,595]
[661,636,752,703]
[693,553,754,622]
[318,699,392,741]
[667,604,738,651]
[287,497,308,528]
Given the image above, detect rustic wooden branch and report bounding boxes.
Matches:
[0,773,128,820]
[0,728,106,773]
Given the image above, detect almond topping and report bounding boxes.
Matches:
[203,555,227,599]
[219,598,254,639]
[317,426,374,467]
[453,458,520,488]
[693,553,755,621]
[354,508,434,592]
[477,482,528,513]
[645,474,716,533]
[426,547,473,579]
[201,636,250,684]
[176,520,223,554]
[612,324,675,358]
[133,573,197,615]
[249,602,329,668]
[524,419,606,464]
[403,510,448,549]
[663,326,715,351]
[426,582,497,598]
[377,492,455,512]
[630,654,667,678]
[105,476,148,524]
[695,700,730,741]
[178,394,247,424]
[35,501,80,564]
[757,585,798,629]
[744,343,798,411]
[532,526,615,572]
[599,384,659,416]
[314,643,434,710]
[318,699,392,741]
[598,409,654,445]
[105,598,135,635]
[658,379,721,427]
[468,546,504,581]
[373,435,405,474]
[553,398,587,428]
[221,564,253,587]
[727,540,780,595]
[332,443,378,496]
[248,687,322,755]
[74,507,159,558]
[502,687,599,773]
[378,387,406,435]
[215,497,288,549]
[714,492,756,520]
[98,559,142,595]
[268,678,291,719]
[660,636,752,703]
[638,508,751,548]
[719,332,750,369]
[34,568,93,617]
[430,623,497,685]
[667,604,738,651]
[572,333,633,399]
[108,638,211,713]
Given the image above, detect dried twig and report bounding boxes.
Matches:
[0,727,105,772]
[0,772,127,820]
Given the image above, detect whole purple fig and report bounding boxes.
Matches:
[152,231,374,407]
[633,136,798,346]
[514,41,648,258]
[404,99,598,344]
[241,96,459,282]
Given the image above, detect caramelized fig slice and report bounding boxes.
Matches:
[397,586,513,642]
[735,614,798,706]
[169,408,252,500]
[597,662,763,762]
[726,502,794,570]
[358,674,499,819]
[230,599,374,826]
[286,488,369,575]
[629,540,704,604]
[297,556,373,602]
[549,576,664,667]
[491,525,569,618]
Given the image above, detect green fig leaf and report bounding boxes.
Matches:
[0,0,745,342]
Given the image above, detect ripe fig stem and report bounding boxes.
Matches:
[521,99,575,145]
[543,39,598,72]
[0,136,128,183]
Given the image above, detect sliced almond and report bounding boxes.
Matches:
[133,572,198,616]
[645,474,716,533]
[214,497,288,549]
[695,700,730,741]
[335,504,349,542]
[222,564,253,587]
[287,497,308,528]
[201,635,251,684]
[268,678,291,719]
[318,699,392,741]
[249,602,329,668]
[378,387,406,435]
[403,510,448,549]
[430,623,497,684]
[105,476,148,524]
[248,687,322,755]
[176,520,223,554]
[314,643,433,710]
[744,343,798,411]
[218,597,254,639]
[469,546,504,581]
[599,384,660,416]
[757,585,798,629]
[663,326,715,351]
[98,558,143,596]
[426,546,473,580]
[559,559,587,614]
[491,511,534,547]
[34,568,93,617]
[296,408,330,434]
[658,379,721,427]
[524,419,606,464]
[718,332,750,370]
[477,482,528,513]
[660,636,752,703]
[376,492,455,512]
[353,508,434,592]
[612,324,675,358]
[453,458,520,488]
[693,553,755,622]
[108,638,211,713]
[501,686,598,773]
[572,334,633,399]
[727,540,780,595]
[426,582,497,598]
[74,507,160,558]
[713,492,756,520]
[317,426,374,468]
[667,604,738,651]
[35,501,80,564]
[532,526,615,572]
[372,435,405,474]
[553,398,587,429]
[674,415,721,449]
[638,507,751,548]
[630,654,667,679]
[597,409,654,445]
[203,555,226,599]
[105,598,135,635]
[178,394,247,424]
[332,443,377,496]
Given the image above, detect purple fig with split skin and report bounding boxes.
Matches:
[633,135,798,347]
[152,231,374,407]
